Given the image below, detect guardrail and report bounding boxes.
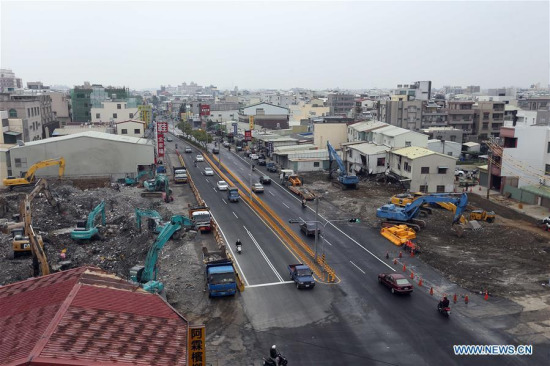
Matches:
[205,153,338,283]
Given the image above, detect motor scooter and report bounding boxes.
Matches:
[236,243,242,254]
[438,304,451,317]
[263,354,288,366]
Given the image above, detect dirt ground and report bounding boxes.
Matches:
[302,171,550,298]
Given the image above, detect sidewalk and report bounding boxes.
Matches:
[464,183,550,221]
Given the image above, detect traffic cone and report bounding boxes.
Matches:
[418,278,423,287]
[393,258,397,265]
[399,251,402,258]
[410,249,414,257]
[430,287,434,296]
[453,294,457,303]
[465,295,469,304]
[402,264,406,272]
[410,271,414,279]
[484,290,489,301]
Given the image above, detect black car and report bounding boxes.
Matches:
[300,222,321,237]
[259,175,271,184]
[258,159,266,166]
[212,147,220,154]
[259,154,266,160]
[266,163,278,173]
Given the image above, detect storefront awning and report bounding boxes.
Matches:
[4,131,21,136]
[521,185,550,200]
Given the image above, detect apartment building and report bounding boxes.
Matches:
[517,97,550,126]
[239,102,289,130]
[70,84,129,122]
[327,93,354,115]
[384,99,423,130]
[0,69,23,92]
[421,127,463,143]
[91,101,138,123]
[392,81,432,101]
[447,101,475,141]
[0,93,43,141]
[473,101,505,140]
[49,92,71,126]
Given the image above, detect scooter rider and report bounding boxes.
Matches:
[438,295,450,309]
[236,239,242,250]
[301,199,306,208]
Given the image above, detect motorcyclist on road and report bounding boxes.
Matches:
[302,199,306,208]
[175,143,178,149]
[194,160,197,167]
[236,239,242,249]
[438,296,450,309]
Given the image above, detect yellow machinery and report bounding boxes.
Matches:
[3,157,65,188]
[390,192,424,206]
[469,209,495,223]
[288,175,302,186]
[380,225,416,246]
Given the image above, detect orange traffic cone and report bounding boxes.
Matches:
[465,295,469,304]
[484,290,489,301]
[410,271,414,279]
[429,287,434,296]
[453,294,457,303]
[399,251,402,258]
[418,278,423,287]
[410,249,415,257]
[402,264,406,272]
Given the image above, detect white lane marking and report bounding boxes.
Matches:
[213,187,217,192]
[233,212,239,219]
[222,199,228,205]
[210,213,249,287]
[269,191,275,196]
[247,281,295,288]
[321,236,333,246]
[350,261,366,274]
[205,178,209,182]
[244,225,284,282]
[283,203,289,209]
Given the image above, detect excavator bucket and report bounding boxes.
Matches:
[380,225,416,246]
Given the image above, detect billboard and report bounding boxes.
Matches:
[187,325,205,366]
[232,122,237,135]
[157,121,168,133]
[156,122,168,158]
[200,104,210,116]
[244,130,252,141]
[249,115,254,130]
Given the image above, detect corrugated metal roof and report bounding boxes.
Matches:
[11,131,152,148]
[0,267,188,366]
[349,143,389,155]
[392,146,455,160]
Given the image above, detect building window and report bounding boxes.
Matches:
[8,109,17,118]
[437,167,448,174]
[419,185,428,193]
[14,157,27,168]
[436,185,445,193]
[134,129,140,134]
[421,167,430,174]
[96,113,100,119]
[547,142,550,153]
[313,162,320,167]
[121,129,128,134]
[447,152,453,156]
[377,157,385,167]
[117,104,121,109]
[405,141,411,147]
[113,113,117,118]
[27,108,31,117]
[129,113,134,118]
[450,135,456,142]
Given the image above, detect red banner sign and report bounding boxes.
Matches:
[200,104,210,116]
[157,121,168,133]
[157,132,165,158]
[244,130,252,141]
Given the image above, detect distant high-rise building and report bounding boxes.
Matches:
[393,81,432,101]
[465,86,481,94]
[70,83,129,122]
[27,81,49,90]
[327,93,355,115]
[0,69,23,92]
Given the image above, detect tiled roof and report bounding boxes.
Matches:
[0,267,188,366]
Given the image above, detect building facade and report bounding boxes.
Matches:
[473,101,505,140]
[0,93,43,141]
[327,93,354,115]
[447,101,475,141]
[239,102,289,130]
[0,69,23,92]
[91,101,138,123]
[384,99,423,130]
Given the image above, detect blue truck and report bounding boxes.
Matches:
[288,263,315,289]
[206,259,237,297]
[227,187,240,202]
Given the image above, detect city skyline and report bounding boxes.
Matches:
[2,0,549,90]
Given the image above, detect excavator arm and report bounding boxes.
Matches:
[3,157,65,187]
[28,225,50,277]
[141,221,182,283]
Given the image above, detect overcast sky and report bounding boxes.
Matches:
[1,0,548,90]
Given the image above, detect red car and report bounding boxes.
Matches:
[378,273,413,294]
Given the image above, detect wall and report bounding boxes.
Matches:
[7,135,154,181]
[314,123,348,150]
[116,121,145,137]
[427,140,462,158]
[91,101,138,123]
[409,154,455,192]
[242,103,289,116]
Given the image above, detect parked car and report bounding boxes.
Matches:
[212,147,220,154]
[204,167,214,176]
[455,168,465,177]
[300,222,320,237]
[250,154,259,160]
[223,142,230,147]
[236,146,243,151]
[259,175,271,184]
[266,162,278,173]
[216,181,229,190]
[185,147,192,153]
[257,158,266,166]
[378,273,413,294]
[259,154,266,160]
[196,155,204,162]
[251,183,264,193]
[166,136,173,142]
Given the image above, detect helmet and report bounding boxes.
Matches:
[271,345,277,349]
[443,296,448,300]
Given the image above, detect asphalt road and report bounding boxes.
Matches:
[164,128,545,365]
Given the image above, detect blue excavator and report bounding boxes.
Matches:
[142,174,173,203]
[129,216,184,293]
[135,208,194,233]
[125,170,153,186]
[376,192,469,236]
[327,141,359,189]
[71,200,106,240]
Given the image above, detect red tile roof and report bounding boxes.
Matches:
[0,267,188,366]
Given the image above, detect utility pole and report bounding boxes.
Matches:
[314,197,319,261]
[486,148,492,200]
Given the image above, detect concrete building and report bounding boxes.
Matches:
[261,93,298,108]
[0,93,42,142]
[239,102,289,130]
[5,131,154,181]
[421,127,463,143]
[388,146,456,192]
[371,125,428,149]
[70,84,129,122]
[115,120,146,137]
[49,92,71,126]
[426,139,462,158]
[288,100,330,123]
[347,121,388,142]
[384,99,423,130]
[422,101,447,128]
[517,97,550,126]
[208,102,240,123]
[473,101,505,140]
[392,81,432,101]
[0,69,23,92]
[313,123,348,150]
[327,93,355,115]
[91,101,139,123]
[345,142,390,176]
[447,100,475,140]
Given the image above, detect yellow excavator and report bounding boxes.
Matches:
[3,157,65,188]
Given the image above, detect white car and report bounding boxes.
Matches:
[217,181,229,190]
[166,136,173,142]
[455,169,465,177]
[196,155,204,162]
[204,167,214,176]
[251,183,264,193]
[250,154,259,160]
